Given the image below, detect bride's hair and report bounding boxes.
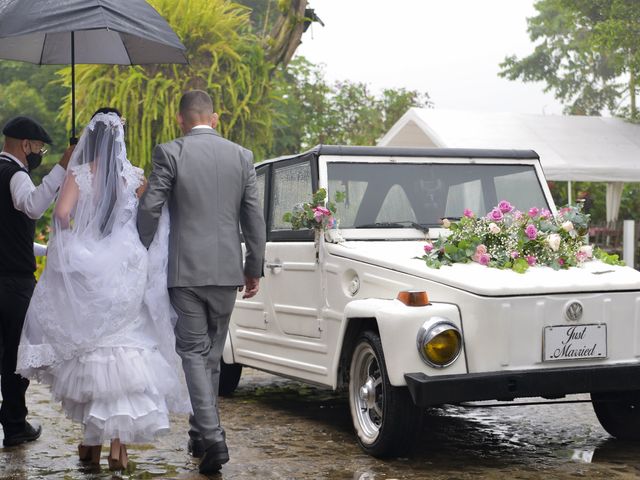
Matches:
[92,107,122,118]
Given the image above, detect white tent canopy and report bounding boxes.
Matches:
[378,108,640,221]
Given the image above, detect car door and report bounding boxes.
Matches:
[260,157,332,383]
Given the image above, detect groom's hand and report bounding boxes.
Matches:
[240,276,260,299]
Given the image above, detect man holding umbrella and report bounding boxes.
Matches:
[0,116,74,446]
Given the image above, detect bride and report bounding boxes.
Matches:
[16,109,189,470]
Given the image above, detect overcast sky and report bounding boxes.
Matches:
[295,0,565,115]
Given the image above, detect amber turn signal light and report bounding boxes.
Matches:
[397,290,430,307]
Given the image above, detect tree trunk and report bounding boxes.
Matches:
[267,0,308,68]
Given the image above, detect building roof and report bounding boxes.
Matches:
[378,108,640,182]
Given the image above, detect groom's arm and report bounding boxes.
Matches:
[137,144,175,248]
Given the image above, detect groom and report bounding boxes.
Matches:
[137,90,265,474]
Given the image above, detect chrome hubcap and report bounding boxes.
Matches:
[350,342,384,442]
[359,377,377,410]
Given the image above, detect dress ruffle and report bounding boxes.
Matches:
[18,346,182,445]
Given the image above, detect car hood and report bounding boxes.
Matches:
[326,241,640,296]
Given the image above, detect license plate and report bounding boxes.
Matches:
[543,324,607,361]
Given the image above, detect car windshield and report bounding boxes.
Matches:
[327,162,549,229]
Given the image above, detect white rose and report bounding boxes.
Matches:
[442,218,451,228]
[488,222,501,234]
[547,233,561,252]
[562,221,574,232]
[579,245,593,258]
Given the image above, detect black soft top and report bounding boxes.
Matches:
[261,145,540,165]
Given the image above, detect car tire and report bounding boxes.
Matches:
[218,360,243,397]
[348,330,424,457]
[592,390,640,440]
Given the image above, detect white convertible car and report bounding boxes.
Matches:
[220,145,640,457]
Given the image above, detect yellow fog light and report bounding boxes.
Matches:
[417,320,462,368]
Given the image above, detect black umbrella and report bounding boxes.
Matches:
[0,0,187,142]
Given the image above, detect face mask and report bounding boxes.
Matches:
[26,152,43,171]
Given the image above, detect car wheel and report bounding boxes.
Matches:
[348,330,424,457]
[592,390,640,440]
[218,360,242,397]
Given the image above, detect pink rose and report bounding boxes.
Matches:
[528,207,539,218]
[424,243,434,253]
[313,206,331,222]
[539,208,551,219]
[498,200,514,213]
[473,244,488,263]
[526,255,537,266]
[488,208,503,221]
[513,210,523,220]
[463,208,474,218]
[576,251,588,263]
[558,258,565,266]
[525,224,538,240]
[510,251,519,259]
[478,253,491,266]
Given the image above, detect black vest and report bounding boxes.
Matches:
[0,156,36,277]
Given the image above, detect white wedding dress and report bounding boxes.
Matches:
[17,113,190,445]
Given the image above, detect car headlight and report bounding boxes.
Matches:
[416,319,462,368]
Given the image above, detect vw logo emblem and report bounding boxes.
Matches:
[564,301,584,322]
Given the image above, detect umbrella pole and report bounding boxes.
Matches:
[71,31,77,144]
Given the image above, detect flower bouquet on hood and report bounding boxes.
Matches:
[419,200,619,274]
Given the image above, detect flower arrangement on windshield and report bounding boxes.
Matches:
[419,200,622,274]
[282,188,345,232]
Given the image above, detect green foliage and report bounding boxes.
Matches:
[0,64,67,150]
[269,56,432,156]
[59,0,277,169]
[594,247,625,266]
[500,0,640,120]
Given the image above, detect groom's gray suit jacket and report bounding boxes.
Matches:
[137,128,265,288]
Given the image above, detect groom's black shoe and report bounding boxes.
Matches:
[187,437,205,458]
[3,422,42,447]
[199,440,229,474]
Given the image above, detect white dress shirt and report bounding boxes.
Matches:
[192,125,214,131]
[0,151,66,220]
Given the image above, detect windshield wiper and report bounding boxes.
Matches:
[355,221,430,233]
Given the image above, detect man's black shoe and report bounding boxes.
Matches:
[3,422,42,447]
[188,437,205,458]
[199,440,229,475]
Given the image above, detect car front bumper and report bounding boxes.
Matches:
[405,363,640,407]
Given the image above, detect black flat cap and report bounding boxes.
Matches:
[2,116,52,144]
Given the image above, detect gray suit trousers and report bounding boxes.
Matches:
[169,285,237,447]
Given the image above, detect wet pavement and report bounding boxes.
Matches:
[2,368,640,479]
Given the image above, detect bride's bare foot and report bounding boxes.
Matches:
[107,438,128,471]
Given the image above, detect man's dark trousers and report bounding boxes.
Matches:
[0,276,35,437]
